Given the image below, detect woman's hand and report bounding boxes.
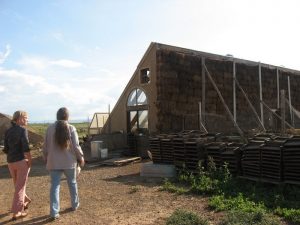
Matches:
[25,158,32,168]
[24,152,32,168]
[79,156,85,167]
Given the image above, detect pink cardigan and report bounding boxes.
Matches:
[42,123,84,170]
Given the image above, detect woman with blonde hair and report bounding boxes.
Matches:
[3,110,32,220]
[43,107,84,220]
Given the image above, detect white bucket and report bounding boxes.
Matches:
[91,141,103,158]
[100,148,108,159]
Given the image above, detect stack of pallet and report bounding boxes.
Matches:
[149,137,162,164]
[173,136,186,169]
[283,136,300,184]
[205,142,227,168]
[160,137,174,164]
[221,143,243,175]
[260,139,286,183]
[184,138,206,171]
[241,140,263,179]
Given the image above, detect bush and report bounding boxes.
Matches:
[160,179,189,194]
[162,160,300,223]
[274,207,300,223]
[209,194,266,213]
[219,211,280,225]
[166,209,209,225]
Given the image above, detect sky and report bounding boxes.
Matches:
[1,0,300,122]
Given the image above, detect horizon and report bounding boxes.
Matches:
[28,119,90,124]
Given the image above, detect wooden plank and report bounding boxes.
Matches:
[87,157,141,168]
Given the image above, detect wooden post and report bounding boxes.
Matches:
[204,64,247,143]
[198,102,208,133]
[96,113,99,134]
[199,101,202,130]
[288,77,294,127]
[277,68,280,109]
[261,100,293,129]
[201,57,206,125]
[259,63,264,126]
[108,104,111,134]
[280,90,286,134]
[233,60,236,122]
[234,77,266,132]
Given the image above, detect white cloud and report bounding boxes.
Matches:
[18,55,83,70]
[52,32,64,42]
[50,59,83,68]
[0,62,123,121]
[0,45,11,64]
[0,85,6,92]
[18,56,49,70]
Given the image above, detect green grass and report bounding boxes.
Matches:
[166,209,209,225]
[128,185,140,194]
[29,122,89,140]
[162,159,300,224]
[219,211,281,225]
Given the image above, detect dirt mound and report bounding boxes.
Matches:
[0,113,43,145]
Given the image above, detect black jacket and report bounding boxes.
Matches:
[3,122,30,163]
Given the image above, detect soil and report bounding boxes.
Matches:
[0,148,292,225]
[0,147,222,225]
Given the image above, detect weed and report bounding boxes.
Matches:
[128,186,139,194]
[166,209,209,225]
[219,211,281,225]
[160,179,189,194]
[161,159,300,224]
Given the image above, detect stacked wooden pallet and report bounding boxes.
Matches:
[221,143,243,175]
[241,140,263,179]
[149,137,162,164]
[160,137,174,164]
[283,136,300,184]
[205,142,227,168]
[260,139,285,182]
[173,137,185,169]
[184,138,206,171]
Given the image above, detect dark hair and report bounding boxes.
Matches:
[55,107,70,149]
[56,107,69,120]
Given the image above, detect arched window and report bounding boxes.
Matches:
[127,89,148,133]
[127,88,147,106]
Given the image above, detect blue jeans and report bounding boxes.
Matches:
[49,168,79,217]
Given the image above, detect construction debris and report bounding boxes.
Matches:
[87,157,141,168]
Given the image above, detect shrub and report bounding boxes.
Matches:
[166,209,209,225]
[160,179,189,194]
[162,160,300,223]
[219,211,281,225]
[274,207,300,223]
[209,194,266,213]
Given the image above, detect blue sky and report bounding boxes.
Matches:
[1,0,300,122]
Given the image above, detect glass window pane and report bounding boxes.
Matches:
[127,88,147,106]
[138,110,148,129]
[127,90,137,106]
[136,89,147,105]
[130,111,138,131]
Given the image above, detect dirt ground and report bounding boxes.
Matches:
[0,148,226,225]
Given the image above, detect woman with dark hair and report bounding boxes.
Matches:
[3,110,31,220]
[43,107,84,220]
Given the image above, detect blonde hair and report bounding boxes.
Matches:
[12,111,28,122]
